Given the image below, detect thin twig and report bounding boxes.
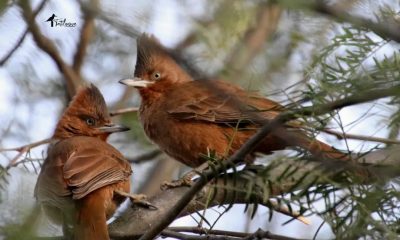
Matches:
[19,0,83,99]
[3,138,53,169]
[323,129,400,144]
[246,228,305,240]
[167,227,248,238]
[224,3,282,80]
[162,230,234,240]
[96,12,141,38]
[288,0,400,43]
[266,199,310,225]
[0,0,48,66]
[11,157,43,168]
[79,2,141,38]
[110,107,139,116]
[162,228,305,240]
[0,138,51,153]
[138,84,400,240]
[73,0,98,72]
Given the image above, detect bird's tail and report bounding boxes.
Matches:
[275,128,350,161]
[276,128,374,181]
[74,189,109,240]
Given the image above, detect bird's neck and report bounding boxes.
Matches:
[138,88,162,106]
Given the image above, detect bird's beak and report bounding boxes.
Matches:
[119,78,153,88]
[97,123,130,133]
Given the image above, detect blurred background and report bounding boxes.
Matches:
[1,0,400,239]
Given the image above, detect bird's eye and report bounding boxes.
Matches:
[152,72,161,80]
[86,118,96,126]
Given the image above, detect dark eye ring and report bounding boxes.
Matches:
[153,72,161,80]
[86,118,96,126]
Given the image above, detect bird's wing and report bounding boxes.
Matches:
[166,80,284,125]
[62,138,132,200]
[34,148,71,201]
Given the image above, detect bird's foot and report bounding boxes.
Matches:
[161,173,194,190]
[114,190,157,210]
[129,194,157,209]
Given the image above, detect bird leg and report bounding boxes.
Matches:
[161,162,209,190]
[114,190,157,210]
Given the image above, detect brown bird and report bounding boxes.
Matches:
[120,35,348,171]
[35,84,150,240]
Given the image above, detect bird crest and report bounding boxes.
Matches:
[134,34,169,76]
[66,84,109,119]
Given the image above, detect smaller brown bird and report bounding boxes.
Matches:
[35,84,150,240]
[120,34,349,174]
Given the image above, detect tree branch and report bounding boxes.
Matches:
[109,170,308,239]
[79,2,141,39]
[0,138,53,169]
[224,3,282,79]
[161,227,304,240]
[72,0,98,73]
[0,0,48,66]
[109,144,400,239]
[19,0,83,99]
[166,226,306,240]
[323,128,400,145]
[161,230,234,240]
[276,0,400,43]
[166,227,251,238]
[137,158,183,198]
[0,138,51,153]
[312,0,400,43]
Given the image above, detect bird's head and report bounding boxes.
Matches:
[53,84,129,141]
[120,34,193,100]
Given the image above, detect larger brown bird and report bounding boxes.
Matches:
[120,35,348,171]
[35,84,149,240]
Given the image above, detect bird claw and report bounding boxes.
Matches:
[161,163,208,190]
[161,176,193,190]
[129,194,158,210]
[114,190,157,210]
